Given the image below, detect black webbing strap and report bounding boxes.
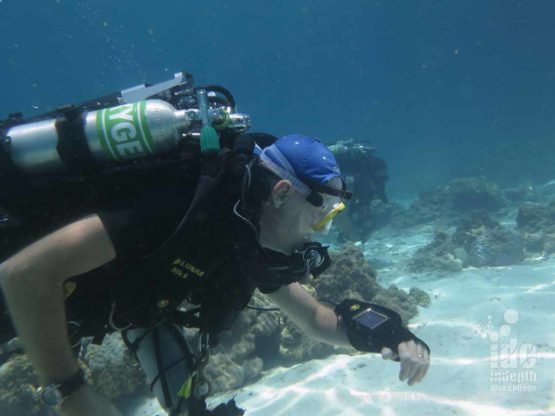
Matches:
[123,328,150,355]
[149,356,189,393]
[55,106,97,174]
[149,324,196,391]
[155,152,226,256]
[234,132,277,152]
[152,327,173,409]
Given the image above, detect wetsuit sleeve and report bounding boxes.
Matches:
[256,275,306,294]
[257,283,284,295]
[257,286,277,295]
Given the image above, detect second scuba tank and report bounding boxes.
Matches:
[5,99,192,174]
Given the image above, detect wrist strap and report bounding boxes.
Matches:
[335,299,431,358]
[58,368,86,399]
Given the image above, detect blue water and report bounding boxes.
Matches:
[2,0,555,194]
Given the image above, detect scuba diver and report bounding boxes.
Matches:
[0,72,430,416]
[329,139,390,242]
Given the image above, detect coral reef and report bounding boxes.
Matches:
[391,177,505,229]
[0,354,42,416]
[277,315,349,364]
[312,245,379,301]
[452,211,524,267]
[516,201,555,255]
[202,352,263,394]
[409,287,432,307]
[407,211,524,272]
[445,178,506,212]
[312,245,427,325]
[407,230,466,273]
[199,294,281,393]
[81,334,146,400]
[503,185,539,204]
[0,334,146,416]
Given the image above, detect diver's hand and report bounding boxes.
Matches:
[57,384,122,416]
[381,339,430,385]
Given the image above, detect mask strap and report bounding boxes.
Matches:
[259,146,312,197]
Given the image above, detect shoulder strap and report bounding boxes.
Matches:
[155,150,231,255]
[155,132,276,253]
[234,132,277,153]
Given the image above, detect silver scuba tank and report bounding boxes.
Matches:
[6,99,192,174]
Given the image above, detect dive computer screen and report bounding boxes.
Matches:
[354,308,389,329]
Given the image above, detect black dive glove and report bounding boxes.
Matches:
[335,299,430,360]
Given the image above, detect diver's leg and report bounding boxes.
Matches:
[122,323,196,415]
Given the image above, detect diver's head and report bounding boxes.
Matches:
[256,134,351,254]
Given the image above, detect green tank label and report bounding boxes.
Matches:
[96,101,154,160]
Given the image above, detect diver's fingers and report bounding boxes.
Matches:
[381,347,395,360]
[397,341,419,381]
[408,359,426,385]
[412,344,431,384]
[397,342,414,381]
[406,342,430,385]
[411,361,428,385]
[399,356,414,382]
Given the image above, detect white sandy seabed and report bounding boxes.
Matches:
[129,226,555,416]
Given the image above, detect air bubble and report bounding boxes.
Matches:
[499,325,511,337]
[504,309,519,324]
